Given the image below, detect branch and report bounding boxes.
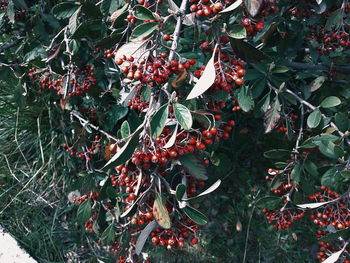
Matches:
[0,38,22,53]
[287,61,350,74]
[168,0,188,61]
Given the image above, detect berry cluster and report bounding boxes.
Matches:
[262,206,305,229]
[309,186,350,230]
[241,18,265,37]
[63,135,103,160]
[28,65,96,97]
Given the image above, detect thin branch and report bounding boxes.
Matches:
[168,0,188,61]
[287,61,350,74]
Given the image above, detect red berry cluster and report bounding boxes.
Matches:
[309,186,350,230]
[241,18,265,37]
[72,191,100,205]
[104,49,115,59]
[311,30,350,55]
[189,0,225,17]
[28,65,96,97]
[262,206,305,229]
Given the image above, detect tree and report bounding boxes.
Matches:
[0,0,349,262]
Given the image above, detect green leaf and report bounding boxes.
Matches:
[135,221,158,255]
[334,113,349,132]
[52,2,80,19]
[13,0,28,9]
[150,104,169,139]
[183,206,208,225]
[180,154,207,180]
[304,161,319,176]
[320,96,341,108]
[307,109,321,128]
[227,24,247,39]
[220,0,243,13]
[255,196,281,210]
[263,149,290,160]
[103,126,142,169]
[272,65,289,74]
[320,228,350,243]
[313,140,338,159]
[153,192,171,229]
[174,103,193,130]
[175,184,186,201]
[291,163,302,182]
[310,76,326,92]
[264,98,281,133]
[6,1,15,23]
[120,120,131,138]
[77,200,92,222]
[104,105,128,131]
[101,223,115,244]
[183,180,221,201]
[340,170,350,179]
[321,166,339,186]
[134,5,155,20]
[230,38,271,63]
[130,22,158,41]
[325,9,342,30]
[237,86,254,112]
[69,6,81,34]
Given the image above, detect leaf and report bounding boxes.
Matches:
[150,104,169,139]
[244,0,263,17]
[176,184,186,201]
[320,96,341,108]
[325,9,342,31]
[316,0,323,4]
[134,5,155,20]
[321,166,339,186]
[237,86,254,112]
[164,124,178,149]
[264,98,281,133]
[340,170,350,179]
[13,0,28,9]
[310,76,326,92]
[304,161,319,176]
[220,0,243,13]
[320,228,350,242]
[103,126,142,169]
[180,154,208,180]
[230,38,271,63]
[135,221,158,255]
[322,246,347,263]
[52,2,80,19]
[183,206,208,225]
[272,65,289,74]
[307,109,321,128]
[153,192,171,229]
[69,6,81,34]
[227,24,247,39]
[296,199,336,209]
[291,163,302,182]
[255,196,280,210]
[263,149,290,159]
[130,22,158,41]
[110,4,128,26]
[183,180,221,201]
[186,45,218,100]
[77,200,92,222]
[314,140,338,159]
[115,40,149,62]
[335,113,349,132]
[6,1,15,23]
[173,103,193,130]
[120,121,131,138]
[101,223,115,244]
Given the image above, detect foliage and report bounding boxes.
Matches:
[1,0,350,262]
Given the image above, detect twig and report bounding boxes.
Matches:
[168,0,188,61]
[286,61,350,74]
[242,205,255,263]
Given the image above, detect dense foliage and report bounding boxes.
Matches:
[0,0,350,262]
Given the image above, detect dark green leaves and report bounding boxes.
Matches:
[52,2,80,19]
[291,163,302,182]
[77,200,92,222]
[175,184,186,201]
[151,104,169,139]
[183,206,208,225]
[130,22,158,41]
[227,25,247,39]
[320,96,341,108]
[325,9,342,30]
[180,154,207,180]
[237,86,254,112]
[307,109,321,128]
[255,196,280,210]
[173,103,192,130]
[101,223,115,244]
[230,39,271,63]
[134,5,155,20]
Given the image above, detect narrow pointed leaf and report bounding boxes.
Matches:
[101,223,115,244]
[183,206,208,225]
[264,98,281,133]
[151,104,169,139]
[183,180,221,201]
[135,221,158,255]
[186,45,217,100]
[163,124,178,149]
[175,184,186,200]
[220,0,243,13]
[296,199,337,209]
